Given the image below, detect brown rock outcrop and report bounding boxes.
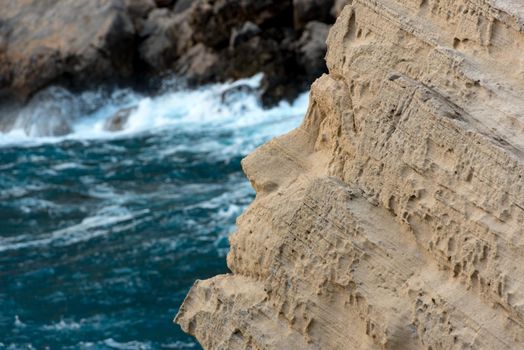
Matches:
[0,0,340,107]
[293,0,335,30]
[0,0,140,101]
[147,0,336,105]
[176,0,524,349]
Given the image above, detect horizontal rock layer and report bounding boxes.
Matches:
[176,0,524,349]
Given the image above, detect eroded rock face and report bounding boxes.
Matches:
[176,0,524,349]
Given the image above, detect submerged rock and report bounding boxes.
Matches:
[220,84,256,105]
[103,107,136,132]
[10,87,78,137]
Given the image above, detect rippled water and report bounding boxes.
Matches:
[0,76,307,349]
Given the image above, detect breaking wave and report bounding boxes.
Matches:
[0,75,307,349]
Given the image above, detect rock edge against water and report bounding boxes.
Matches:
[176,0,524,349]
[0,0,343,107]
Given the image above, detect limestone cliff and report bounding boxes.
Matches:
[175,0,524,348]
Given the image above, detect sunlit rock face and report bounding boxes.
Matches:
[176,1,524,349]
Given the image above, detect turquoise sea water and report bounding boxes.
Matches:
[0,76,307,349]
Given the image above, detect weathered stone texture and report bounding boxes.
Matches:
[177,1,524,349]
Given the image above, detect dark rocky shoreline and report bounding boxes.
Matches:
[0,0,346,107]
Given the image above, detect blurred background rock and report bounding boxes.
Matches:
[0,0,347,107]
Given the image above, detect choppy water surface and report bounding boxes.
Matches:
[0,76,307,349]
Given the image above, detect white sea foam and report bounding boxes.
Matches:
[0,74,308,147]
[14,315,26,328]
[160,341,197,349]
[103,338,153,350]
[0,206,150,252]
[65,339,157,350]
[41,318,82,331]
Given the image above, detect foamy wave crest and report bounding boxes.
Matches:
[0,74,308,147]
[0,73,308,349]
[42,318,82,331]
[0,206,150,253]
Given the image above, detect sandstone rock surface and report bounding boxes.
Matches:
[176,0,524,348]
